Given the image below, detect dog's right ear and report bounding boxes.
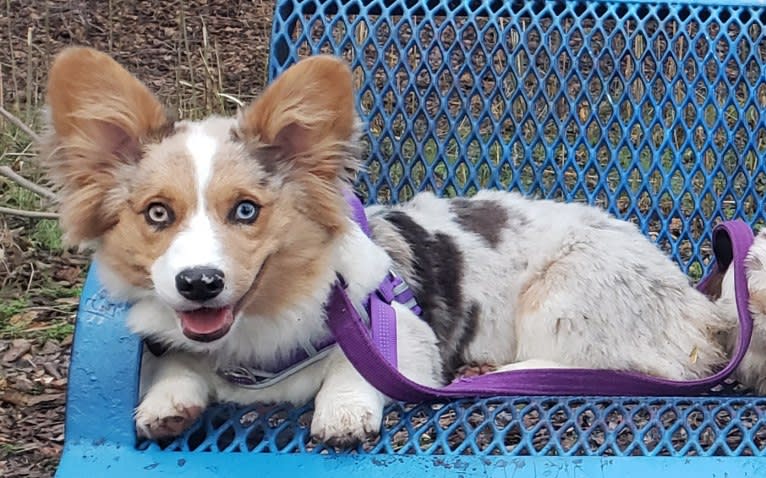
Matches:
[43,47,170,245]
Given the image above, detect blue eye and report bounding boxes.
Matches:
[230,200,260,224]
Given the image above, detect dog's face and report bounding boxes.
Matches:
[43,48,360,344]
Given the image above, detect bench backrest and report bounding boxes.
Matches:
[268,0,766,279]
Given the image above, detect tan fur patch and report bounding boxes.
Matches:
[516,258,561,324]
[749,283,766,318]
[42,47,170,244]
[516,276,550,322]
[221,55,363,315]
[203,153,339,318]
[237,55,360,234]
[97,137,200,287]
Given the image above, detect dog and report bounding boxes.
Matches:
[41,47,766,446]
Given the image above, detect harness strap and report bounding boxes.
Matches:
[329,192,755,401]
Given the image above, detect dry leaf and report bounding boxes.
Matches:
[52,266,81,284]
[26,393,62,407]
[9,310,40,327]
[689,346,699,364]
[2,339,31,363]
[54,297,79,306]
[0,390,28,407]
[38,341,60,355]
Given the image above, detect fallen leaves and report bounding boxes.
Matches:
[0,336,69,478]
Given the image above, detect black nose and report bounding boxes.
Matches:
[175,267,225,301]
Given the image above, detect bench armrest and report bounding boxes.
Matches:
[64,262,141,446]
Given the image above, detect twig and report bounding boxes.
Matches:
[25,261,34,294]
[0,105,41,143]
[0,206,58,219]
[0,165,56,200]
[25,305,79,313]
[20,322,70,333]
[25,26,34,122]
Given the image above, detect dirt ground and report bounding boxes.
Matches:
[0,2,274,476]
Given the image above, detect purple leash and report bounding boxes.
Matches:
[329,191,755,401]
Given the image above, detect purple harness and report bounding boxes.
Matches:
[222,191,755,398]
[217,270,420,389]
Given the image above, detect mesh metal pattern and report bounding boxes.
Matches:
[141,392,766,457]
[270,0,766,279]
[137,0,766,460]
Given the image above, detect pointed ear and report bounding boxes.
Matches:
[43,47,170,244]
[237,55,360,182]
[47,46,169,161]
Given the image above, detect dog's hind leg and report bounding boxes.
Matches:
[494,359,569,372]
[453,359,568,381]
[510,241,726,380]
[727,230,766,394]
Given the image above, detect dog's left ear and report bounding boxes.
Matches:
[237,55,359,182]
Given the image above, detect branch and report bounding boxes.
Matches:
[0,166,56,200]
[0,206,59,219]
[0,106,41,143]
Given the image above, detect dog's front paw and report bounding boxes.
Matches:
[311,399,382,448]
[135,377,208,440]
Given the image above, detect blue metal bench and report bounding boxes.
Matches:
[55,0,766,476]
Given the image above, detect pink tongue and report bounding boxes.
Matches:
[179,307,233,335]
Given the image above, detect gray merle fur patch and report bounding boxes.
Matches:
[382,210,479,380]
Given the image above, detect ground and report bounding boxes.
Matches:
[0,2,273,476]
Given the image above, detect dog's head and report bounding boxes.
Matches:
[43,47,360,344]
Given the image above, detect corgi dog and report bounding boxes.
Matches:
[43,47,766,446]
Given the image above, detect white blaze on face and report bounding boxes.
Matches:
[151,127,226,307]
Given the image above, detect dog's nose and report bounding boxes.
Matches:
[175,267,225,301]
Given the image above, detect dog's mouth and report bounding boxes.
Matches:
[176,255,272,343]
[178,307,234,342]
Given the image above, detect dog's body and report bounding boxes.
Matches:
[42,48,766,445]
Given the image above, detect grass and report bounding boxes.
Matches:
[0,276,81,340]
[0,283,82,340]
[0,297,30,321]
[0,109,73,341]
[0,443,26,456]
[35,322,74,342]
[28,220,63,252]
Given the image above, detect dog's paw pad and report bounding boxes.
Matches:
[136,398,205,440]
[310,402,380,448]
[454,362,496,380]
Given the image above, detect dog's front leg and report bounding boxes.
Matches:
[310,348,385,447]
[135,350,212,440]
